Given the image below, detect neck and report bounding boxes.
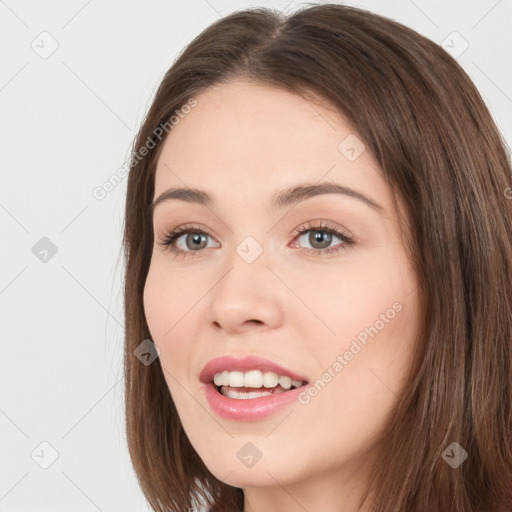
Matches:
[242,454,375,512]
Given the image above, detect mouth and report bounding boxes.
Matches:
[199,355,309,420]
[212,370,307,400]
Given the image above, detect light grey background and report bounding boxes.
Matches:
[1,0,511,510]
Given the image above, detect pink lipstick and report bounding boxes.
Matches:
[200,355,308,421]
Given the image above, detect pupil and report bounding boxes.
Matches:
[187,233,206,250]
[311,230,331,249]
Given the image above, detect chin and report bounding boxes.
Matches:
[192,440,305,489]
[209,462,297,489]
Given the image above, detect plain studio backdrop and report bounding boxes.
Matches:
[0,1,511,510]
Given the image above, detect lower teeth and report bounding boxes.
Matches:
[218,384,295,399]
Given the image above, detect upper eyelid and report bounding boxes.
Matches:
[165,221,347,239]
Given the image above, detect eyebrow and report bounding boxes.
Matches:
[150,182,383,214]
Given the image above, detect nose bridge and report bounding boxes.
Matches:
[205,230,283,331]
[217,231,270,300]
[235,233,267,266]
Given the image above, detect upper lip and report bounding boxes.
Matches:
[200,355,309,384]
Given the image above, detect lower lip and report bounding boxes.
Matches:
[202,382,306,421]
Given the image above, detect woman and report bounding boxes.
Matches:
[122,3,512,511]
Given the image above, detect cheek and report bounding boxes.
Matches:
[295,247,419,410]
[142,262,201,363]
[291,248,416,352]
[287,278,419,475]
[143,265,169,340]
[143,264,201,414]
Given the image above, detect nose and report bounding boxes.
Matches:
[205,244,284,335]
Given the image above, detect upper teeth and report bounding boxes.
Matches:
[213,370,304,390]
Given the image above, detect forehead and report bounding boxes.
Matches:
[154,79,392,213]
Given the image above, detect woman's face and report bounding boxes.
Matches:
[143,79,420,507]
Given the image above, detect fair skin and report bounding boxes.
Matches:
[143,79,421,512]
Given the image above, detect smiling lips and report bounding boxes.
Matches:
[200,355,309,420]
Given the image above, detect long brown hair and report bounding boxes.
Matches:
[122,3,512,511]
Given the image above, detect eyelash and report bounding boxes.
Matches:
[157,220,355,258]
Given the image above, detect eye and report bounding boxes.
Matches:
[157,223,219,258]
[157,220,355,257]
[290,220,355,256]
